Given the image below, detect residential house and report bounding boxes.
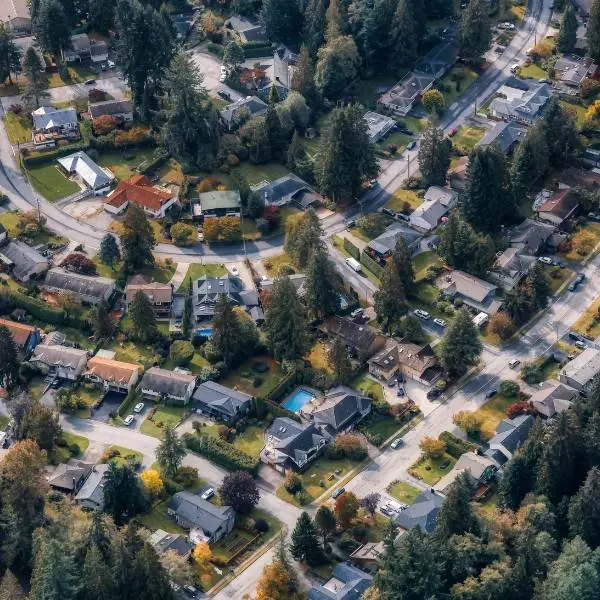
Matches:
[349,542,385,573]
[0,319,42,359]
[484,415,535,468]
[435,270,503,315]
[378,72,436,117]
[104,175,178,218]
[219,96,268,131]
[43,268,115,305]
[559,347,600,391]
[530,380,577,418]
[227,15,268,43]
[477,120,527,154]
[30,343,88,381]
[536,188,579,227]
[0,223,6,244]
[89,100,134,123]
[171,13,195,39]
[260,273,308,297]
[192,275,259,321]
[140,367,197,405]
[261,417,327,473]
[48,461,93,494]
[149,530,194,559]
[125,281,173,318]
[489,78,552,124]
[368,223,423,258]
[0,0,31,33]
[57,152,114,195]
[509,218,555,255]
[368,342,439,384]
[364,111,396,143]
[195,191,241,219]
[0,239,49,282]
[85,356,141,393]
[448,156,469,191]
[253,174,321,210]
[191,381,252,424]
[74,464,110,510]
[311,387,372,436]
[308,562,373,600]
[434,451,497,498]
[416,41,458,78]
[62,34,108,63]
[409,186,456,232]
[31,106,79,148]
[554,55,596,87]
[168,491,235,542]
[319,316,387,362]
[394,489,445,534]
[488,247,536,291]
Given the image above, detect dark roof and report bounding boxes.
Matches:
[265,417,326,468]
[140,367,196,398]
[241,25,268,42]
[309,562,373,600]
[89,100,133,119]
[168,491,234,533]
[44,267,115,300]
[368,223,422,255]
[255,174,312,205]
[509,219,555,253]
[192,381,252,418]
[489,415,534,454]
[48,461,92,492]
[312,386,371,432]
[478,121,527,153]
[149,530,194,558]
[220,96,268,126]
[321,316,383,354]
[192,275,257,318]
[394,490,445,534]
[74,464,109,505]
[0,239,49,280]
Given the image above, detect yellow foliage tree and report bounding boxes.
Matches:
[255,560,294,600]
[419,436,446,458]
[192,542,213,570]
[572,230,596,256]
[140,469,164,497]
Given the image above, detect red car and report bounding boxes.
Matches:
[448,128,458,137]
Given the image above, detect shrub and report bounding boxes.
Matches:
[351,522,369,542]
[327,434,368,461]
[93,114,118,135]
[183,433,260,474]
[499,380,520,398]
[61,252,97,275]
[452,411,482,437]
[438,431,476,459]
[297,489,311,505]
[254,518,269,533]
[419,436,446,458]
[489,312,516,340]
[88,88,107,103]
[173,466,199,488]
[69,443,81,456]
[169,340,195,367]
[253,376,263,388]
[521,362,544,385]
[171,222,196,246]
[203,216,242,243]
[507,401,535,418]
[218,424,231,441]
[284,472,302,494]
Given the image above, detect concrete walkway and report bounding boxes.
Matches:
[168,262,189,291]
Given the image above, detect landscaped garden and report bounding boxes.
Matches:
[219,356,284,399]
[452,125,485,155]
[140,404,188,438]
[408,452,456,485]
[100,445,144,468]
[387,480,421,505]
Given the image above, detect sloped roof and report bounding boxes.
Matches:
[89,100,134,119]
[85,356,141,385]
[394,490,445,534]
[140,367,196,398]
[0,239,49,280]
[436,270,497,303]
[48,461,92,491]
[220,96,268,125]
[509,218,555,252]
[168,491,234,533]
[434,451,496,496]
[537,189,579,219]
[192,381,252,417]
[75,464,109,505]
[32,106,77,130]
[368,223,422,255]
[492,247,535,276]
[31,343,88,369]
[254,174,312,205]
[530,380,577,417]
[561,348,600,387]
[369,342,438,377]
[309,562,373,600]
[198,190,241,211]
[105,175,174,211]
[0,318,36,348]
[478,121,527,153]
[312,386,371,432]
[44,267,115,300]
[265,417,326,467]
[320,316,383,354]
[125,281,173,304]
[58,151,113,190]
[149,529,194,558]
[489,415,534,454]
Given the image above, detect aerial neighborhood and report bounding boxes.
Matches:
[2,0,600,598]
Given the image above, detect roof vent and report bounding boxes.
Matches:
[358,327,364,331]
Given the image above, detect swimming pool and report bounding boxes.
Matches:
[195,327,213,338]
[283,388,316,412]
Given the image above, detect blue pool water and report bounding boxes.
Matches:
[283,388,315,412]
[195,327,213,338]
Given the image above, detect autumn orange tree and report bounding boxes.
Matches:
[419,436,446,459]
[335,491,359,529]
[140,469,164,498]
[256,560,294,600]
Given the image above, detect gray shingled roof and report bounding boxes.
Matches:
[368,223,422,255]
[312,386,371,432]
[265,417,326,467]
[489,415,534,454]
[0,239,49,280]
[394,490,445,534]
[309,562,373,600]
[31,343,88,369]
[140,367,196,398]
[192,381,252,418]
[75,464,109,505]
[44,267,115,300]
[168,491,234,532]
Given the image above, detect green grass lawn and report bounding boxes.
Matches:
[220,356,284,399]
[520,63,548,80]
[353,75,399,109]
[102,445,144,468]
[0,416,8,431]
[572,294,600,338]
[26,163,80,202]
[387,480,421,505]
[375,132,413,158]
[360,413,404,442]
[97,149,156,181]
[62,431,89,454]
[163,351,210,375]
[472,394,513,441]
[408,453,456,485]
[111,336,158,369]
[439,66,479,107]
[140,500,186,534]
[399,115,428,134]
[385,189,423,213]
[276,457,360,505]
[560,100,587,128]
[545,265,575,293]
[365,512,393,542]
[230,425,265,457]
[232,162,289,186]
[263,253,295,278]
[177,263,226,293]
[140,405,188,438]
[306,341,334,374]
[351,370,384,402]
[3,112,32,144]
[413,251,443,282]
[452,125,485,155]
[0,211,20,236]
[49,431,90,464]
[408,282,446,321]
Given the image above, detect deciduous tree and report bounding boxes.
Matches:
[140,469,164,497]
[335,491,359,529]
[452,411,483,437]
[223,41,245,68]
[422,89,445,115]
[419,436,446,458]
[361,492,380,518]
[218,471,260,514]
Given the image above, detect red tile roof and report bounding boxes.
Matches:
[0,318,36,348]
[105,175,174,212]
[538,189,579,218]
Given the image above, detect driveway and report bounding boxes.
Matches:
[188,49,244,100]
[90,391,124,423]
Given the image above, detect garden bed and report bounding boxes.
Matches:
[140,405,188,438]
[408,453,456,485]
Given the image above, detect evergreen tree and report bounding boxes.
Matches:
[440,308,482,377]
[274,532,299,592]
[212,295,258,367]
[329,337,352,385]
[418,126,452,186]
[0,325,19,390]
[265,85,285,158]
[589,0,600,63]
[82,545,115,600]
[391,238,415,294]
[260,0,302,43]
[568,467,600,548]
[132,542,175,599]
[541,96,581,168]
[305,248,340,318]
[315,35,360,100]
[85,510,113,564]
[316,105,378,201]
[156,423,186,478]
[91,300,115,340]
[374,261,408,332]
[0,570,24,600]
[435,472,480,540]
[426,0,453,18]
[314,505,337,545]
[290,512,323,566]
[353,0,397,74]
[302,0,327,57]
[499,452,535,510]
[558,2,578,52]
[461,145,515,233]
[291,45,318,108]
[504,287,534,326]
[99,233,121,265]
[511,122,549,202]
[388,0,424,72]
[33,0,72,66]
[89,0,116,32]
[222,41,245,69]
[265,276,308,360]
[284,209,325,268]
[460,0,492,59]
[121,204,155,272]
[130,290,157,342]
[0,25,21,85]
[161,52,220,171]
[103,463,147,526]
[287,130,308,172]
[21,47,49,109]
[527,262,552,310]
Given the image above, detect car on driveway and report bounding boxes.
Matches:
[569,282,578,292]
[575,340,588,350]
[397,387,405,397]
[85,79,96,85]
[123,414,135,426]
[433,318,447,327]
[230,265,239,276]
[217,89,231,101]
[538,256,553,265]
[576,273,585,284]
[427,388,442,400]
[508,359,521,369]
[414,309,430,320]
[407,141,417,150]
[382,207,396,218]
[134,402,144,413]
[390,438,404,449]
[201,487,215,500]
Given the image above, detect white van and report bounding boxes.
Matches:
[345,257,362,273]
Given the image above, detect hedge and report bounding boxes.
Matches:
[183,433,260,475]
[243,46,275,59]
[343,238,360,260]
[207,42,224,58]
[439,431,477,459]
[117,390,141,418]
[360,251,384,279]
[23,142,90,167]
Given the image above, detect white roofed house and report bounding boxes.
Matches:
[140,368,197,405]
[409,186,457,232]
[30,344,88,381]
[559,348,600,391]
[57,152,114,196]
[31,106,79,148]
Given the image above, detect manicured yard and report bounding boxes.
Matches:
[162,350,210,375]
[439,66,479,107]
[27,163,80,202]
[360,413,405,442]
[387,480,421,505]
[477,492,500,520]
[0,211,20,236]
[220,356,284,399]
[230,425,265,457]
[544,265,575,293]
[306,341,334,374]
[353,75,398,109]
[408,453,456,485]
[0,416,8,431]
[472,393,513,441]
[62,431,90,454]
[233,162,289,186]
[73,382,104,418]
[97,149,156,181]
[572,294,600,338]
[263,253,295,278]
[46,64,99,88]
[3,112,32,144]
[102,445,144,468]
[49,431,89,464]
[211,529,257,563]
[141,500,186,534]
[407,281,449,320]
[177,263,226,293]
[375,132,413,157]
[351,371,384,402]
[412,251,444,282]
[399,115,428,134]
[452,125,485,155]
[276,457,361,505]
[519,63,548,80]
[385,189,423,213]
[111,336,158,369]
[140,405,188,438]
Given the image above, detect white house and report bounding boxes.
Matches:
[57,152,114,195]
[409,186,456,232]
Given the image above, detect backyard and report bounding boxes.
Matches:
[97,148,156,181]
[439,66,479,107]
[27,163,81,202]
[452,125,485,155]
[387,480,421,505]
[219,355,284,399]
[263,253,295,278]
[408,453,456,485]
[232,161,289,186]
[140,404,188,438]
[351,371,384,403]
[412,251,444,282]
[471,393,513,441]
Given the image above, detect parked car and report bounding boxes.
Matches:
[382,207,396,217]
[332,487,346,499]
[427,388,442,400]
[134,402,144,413]
[414,309,430,320]
[433,318,447,327]
[575,340,588,350]
[508,358,521,369]
[85,79,96,85]
[569,332,582,341]
[485,389,498,399]
[107,59,116,68]
[568,282,578,292]
[397,212,410,222]
[510,63,521,74]
[588,212,600,222]
[538,256,553,265]
[230,265,239,276]
[217,89,231,101]
[407,141,417,150]
[397,387,405,397]
[396,373,405,383]
[576,273,585,284]
[556,260,566,268]
[201,488,215,500]
[390,438,404,449]
[123,415,135,426]
[448,128,458,137]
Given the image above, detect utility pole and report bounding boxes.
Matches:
[407,155,410,179]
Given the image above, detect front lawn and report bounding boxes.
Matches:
[385,189,423,213]
[561,224,600,263]
[177,263,226,293]
[230,425,265,458]
[331,235,381,287]
[3,112,32,144]
[49,431,89,464]
[140,405,188,438]
[351,371,384,402]
[27,163,80,202]
[232,162,289,186]
[263,253,295,278]
[387,480,421,505]
[472,393,513,441]
[544,265,575,293]
[439,66,478,107]
[572,294,600,338]
[375,132,413,158]
[519,63,548,80]
[452,125,485,155]
[412,251,444,282]
[102,445,144,468]
[360,413,405,442]
[219,356,284,399]
[353,75,399,109]
[408,453,456,485]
